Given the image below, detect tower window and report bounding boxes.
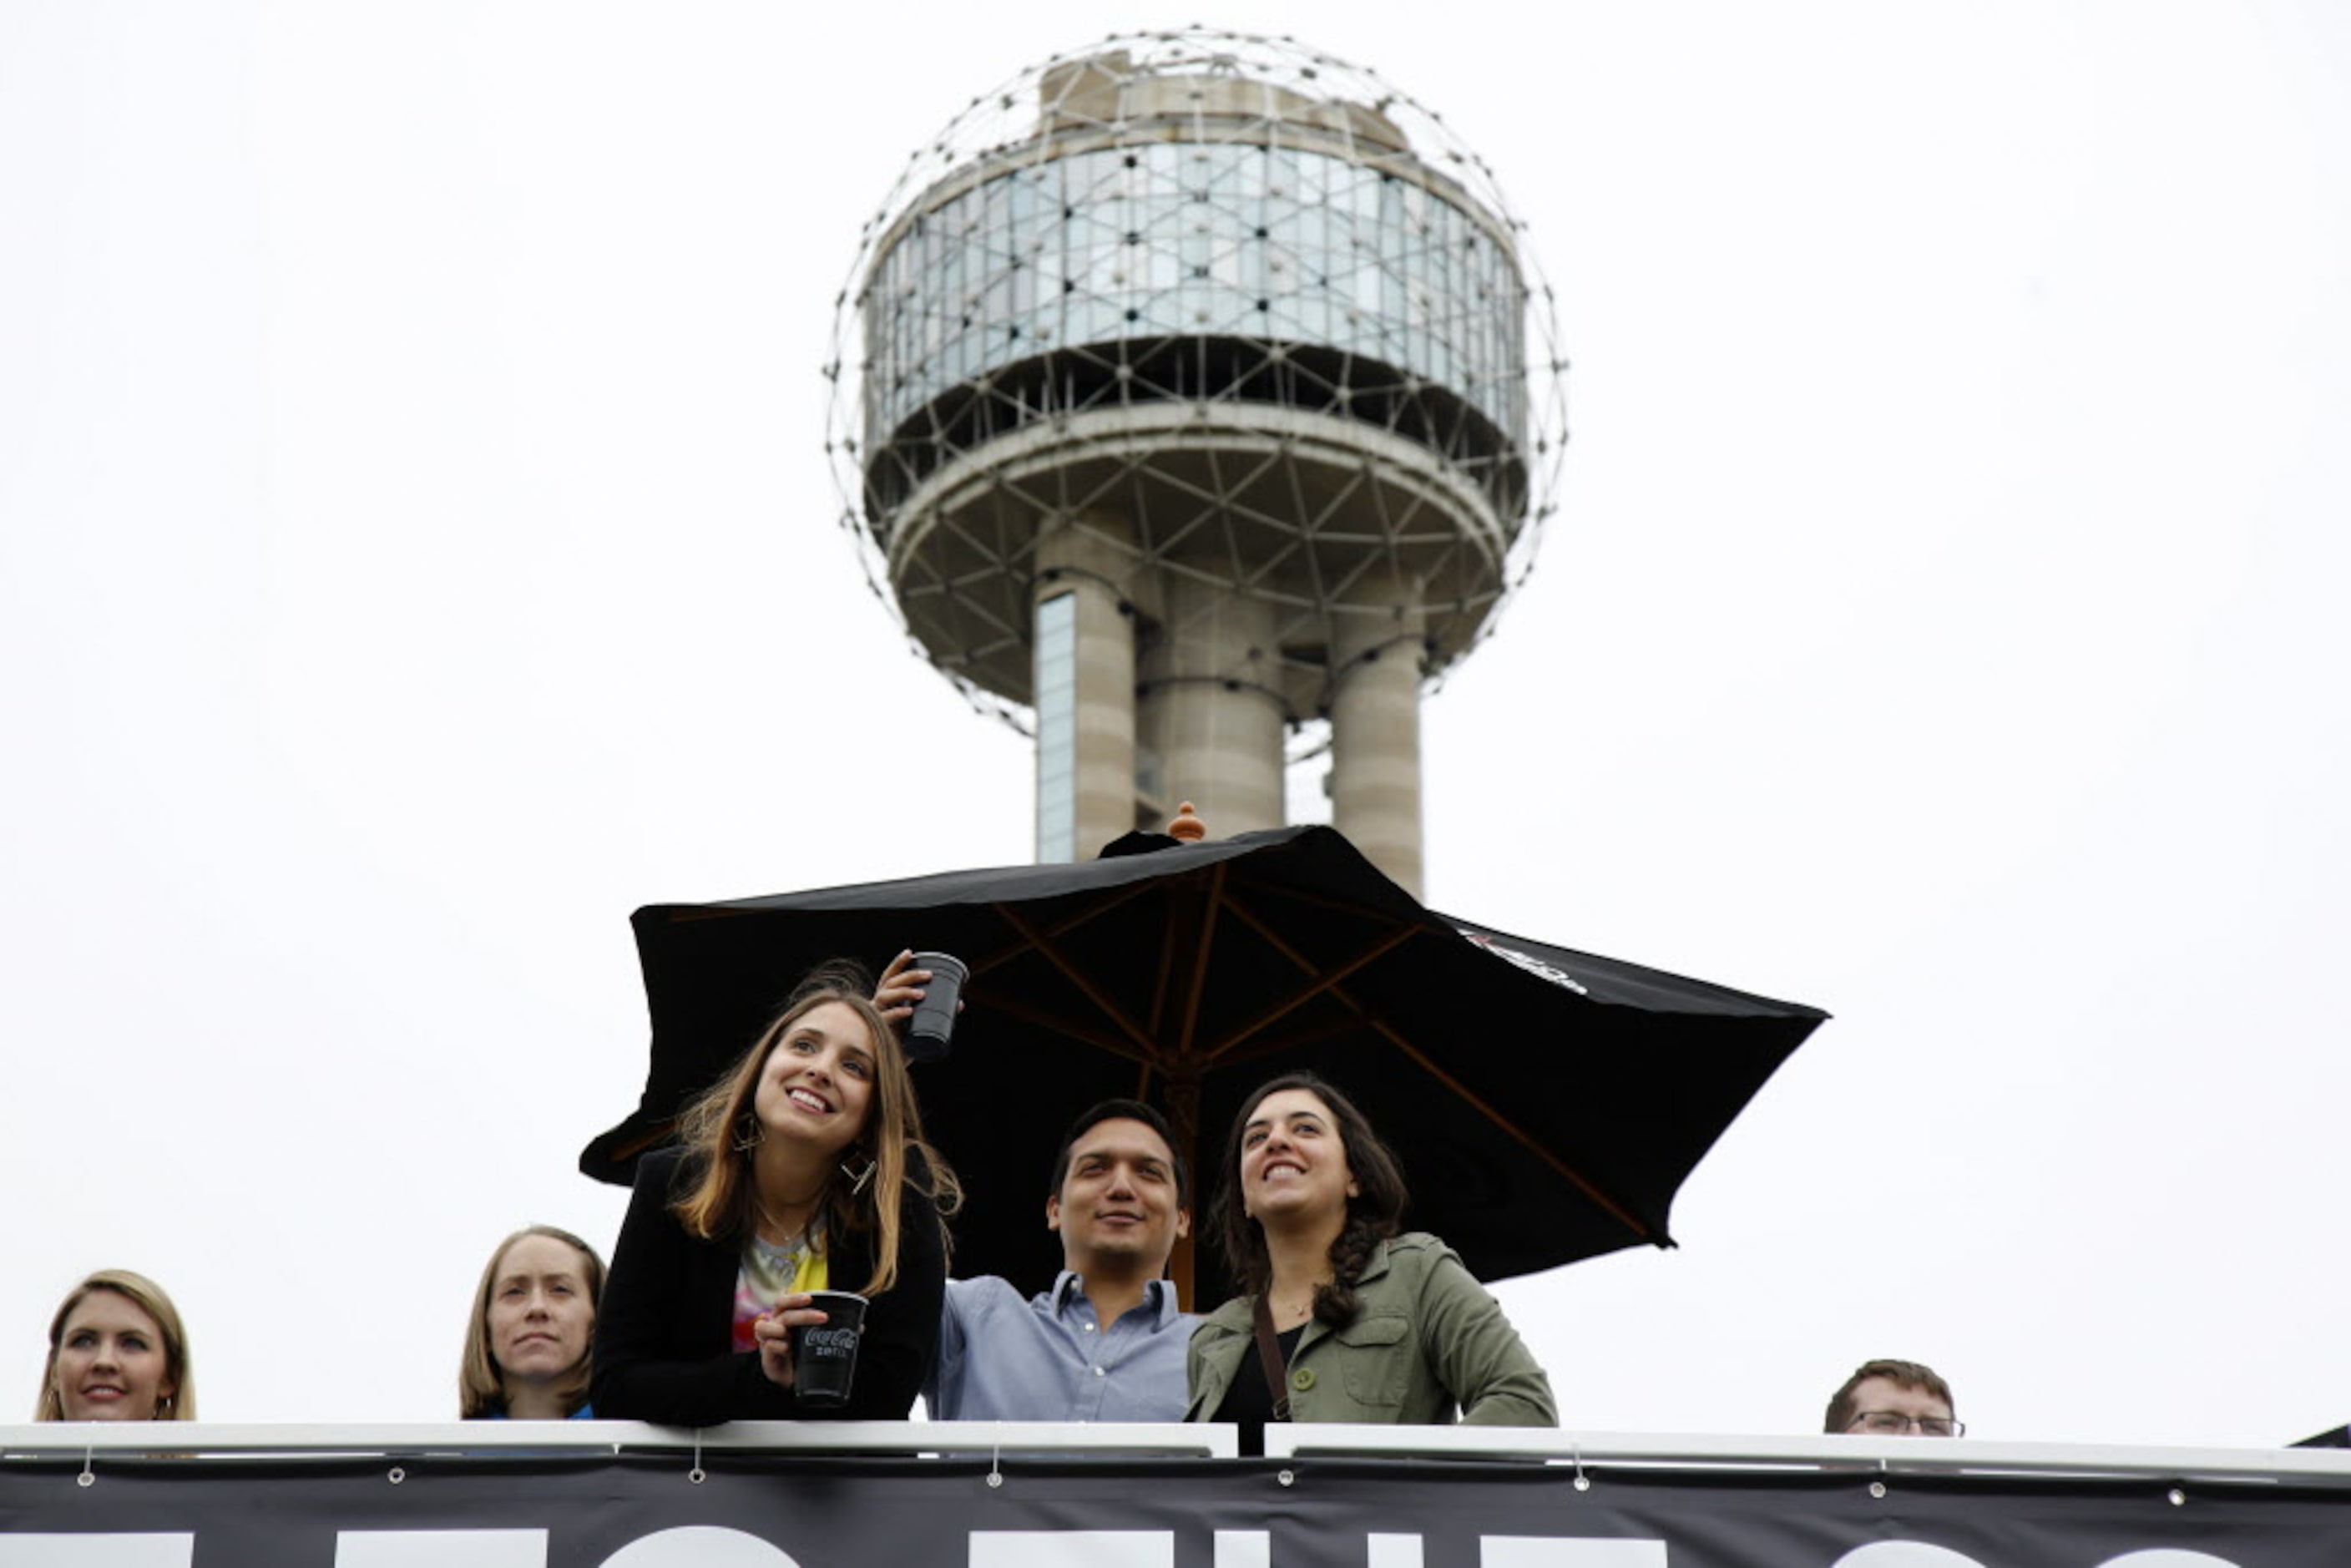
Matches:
[1034,591,1079,863]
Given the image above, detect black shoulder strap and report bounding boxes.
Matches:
[1251,1293,1292,1421]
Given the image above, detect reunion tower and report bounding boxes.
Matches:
[827,30,1565,897]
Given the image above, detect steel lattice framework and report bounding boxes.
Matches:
[824,28,1567,737]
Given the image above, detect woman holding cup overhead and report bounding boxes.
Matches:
[1186,1072,1555,1451]
[592,964,959,1424]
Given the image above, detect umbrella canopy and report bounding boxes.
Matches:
[582,825,1828,1304]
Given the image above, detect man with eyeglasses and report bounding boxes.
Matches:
[1823,1358,1964,1438]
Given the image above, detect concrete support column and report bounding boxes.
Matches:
[1137,574,1285,834]
[1328,591,1427,898]
[1033,513,1139,862]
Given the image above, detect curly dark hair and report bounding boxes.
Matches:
[1207,1072,1407,1329]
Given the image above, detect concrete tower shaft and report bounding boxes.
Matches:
[828,32,1565,892]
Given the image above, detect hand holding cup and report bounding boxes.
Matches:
[791,1291,870,1408]
[872,948,968,1061]
[751,1293,832,1390]
[903,951,968,1062]
[872,950,928,1025]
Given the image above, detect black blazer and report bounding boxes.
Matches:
[591,1146,948,1424]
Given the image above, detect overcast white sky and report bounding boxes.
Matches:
[4,0,2348,1449]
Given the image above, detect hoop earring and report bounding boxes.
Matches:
[842,1152,876,1196]
[733,1112,762,1156]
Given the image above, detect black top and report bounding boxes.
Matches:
[1211,1319,1304,1458]
[590,1145,948,1424]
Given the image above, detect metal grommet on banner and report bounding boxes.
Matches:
[1277,1469,1296,1488]
[76,1447,94,1489]
[1868,1480,1888,1500]
[689,1431,706,1486]
[986,1424,1004,1490]
[387,1467,406,1485]
[1571,1443,1590,1492]
[2168,1489,2187,1507]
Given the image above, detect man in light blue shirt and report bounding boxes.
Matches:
[925,1099,1193,1421]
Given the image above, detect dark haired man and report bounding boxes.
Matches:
[1825,1358,1962,1437]
[923,1099,1194,1421]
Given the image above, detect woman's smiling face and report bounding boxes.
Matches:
[1240,1086,1358,1223]
[50,1288,175,1421]
[751,999,878,1157]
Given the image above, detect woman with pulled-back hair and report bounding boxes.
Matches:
[1186,1073,1554,1450]
[459,1226,604,1420]
[592,961,959,1424]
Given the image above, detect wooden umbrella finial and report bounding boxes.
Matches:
[1166,801,1207,842]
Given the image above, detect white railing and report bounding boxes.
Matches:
[1261,1425,2351,1486]
[5,1424,2349,1485]
[0,1420,1234,1459]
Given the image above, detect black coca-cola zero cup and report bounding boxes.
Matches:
[905,951,968,1062]
[795,1290,870,1409]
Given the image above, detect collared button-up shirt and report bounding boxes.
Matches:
[924,1272,1192,1422]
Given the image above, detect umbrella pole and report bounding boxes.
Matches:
[1167,1074,1201,1312]
[1160,865,1224,1313]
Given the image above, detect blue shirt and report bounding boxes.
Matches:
[924,1272,1192,1422]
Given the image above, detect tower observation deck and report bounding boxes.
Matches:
[827,30,1565,895]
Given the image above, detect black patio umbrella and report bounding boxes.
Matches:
[581,824,1828,1305]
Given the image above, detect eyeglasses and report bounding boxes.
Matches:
[1848,1411,1964,1438]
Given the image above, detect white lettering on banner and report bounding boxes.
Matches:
[1215,1531,1270,1568]
[1482,1540,1667,1568]
[600,1528,803,1567]
[336,1531,545,1568]
[0,1539,192,1568]
[1832,1545,1986,1568]
[969,1532,1173,1568]
[0,1523,2281,1566]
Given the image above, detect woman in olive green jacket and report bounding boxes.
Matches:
[1185,1073,1555,1447]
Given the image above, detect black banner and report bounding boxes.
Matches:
[0,1454,2345,1567]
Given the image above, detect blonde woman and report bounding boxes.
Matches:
[460,1226,605,1420]
[36,1270,195,1423]
[592,969,958,1423]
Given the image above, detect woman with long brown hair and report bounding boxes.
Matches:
[592,965,958,1423]
[1186,1072,1554,1450]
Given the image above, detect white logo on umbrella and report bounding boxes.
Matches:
[1461,931,1589,995]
